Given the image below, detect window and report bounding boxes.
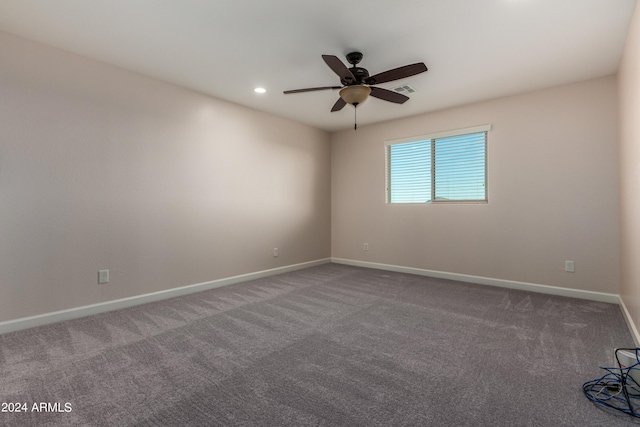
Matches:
[386,125,490,203]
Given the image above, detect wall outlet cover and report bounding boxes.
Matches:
[565,261,575,273]
[98,269,109,284]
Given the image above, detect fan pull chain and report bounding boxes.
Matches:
[354,105,357,130]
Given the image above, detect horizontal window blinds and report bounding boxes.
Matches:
[434,132,486,201]
[388,140,431,203]
[386,128,488,203]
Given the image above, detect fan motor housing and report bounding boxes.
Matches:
[342,67,370,85]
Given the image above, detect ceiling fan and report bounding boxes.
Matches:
[283,52,428,116]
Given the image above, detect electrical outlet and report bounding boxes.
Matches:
[565,261,575,273]
[273,248,278,257]
[98,269,109,284]
[363,243,369,251]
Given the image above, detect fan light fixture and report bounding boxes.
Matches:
[283,52,428,130]
[339,85,371,106]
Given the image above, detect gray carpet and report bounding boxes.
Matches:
[1,263,638,426]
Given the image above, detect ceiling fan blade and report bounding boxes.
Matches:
[365,63,428,85]
[370,87,409,104]
[322,55,356,83]
[331,97,347,112]
[284,86,342,94]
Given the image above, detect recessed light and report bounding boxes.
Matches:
[254,87,266,94]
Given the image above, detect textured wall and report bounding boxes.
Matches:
[619,3,640,336]
[0,31,331,322]
[332,76,619,293]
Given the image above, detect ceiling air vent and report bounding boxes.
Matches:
[391,84,416,94]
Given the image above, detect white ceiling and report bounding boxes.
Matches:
[0,0,636,132]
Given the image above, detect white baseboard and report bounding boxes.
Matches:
[0,258,331,335]
[331,258,620,304]
[620,297,640,346]
[1,257,626,336]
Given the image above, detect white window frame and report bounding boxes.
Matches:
[385,124,491,204]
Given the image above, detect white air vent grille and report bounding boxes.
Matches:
[391,84,417,94]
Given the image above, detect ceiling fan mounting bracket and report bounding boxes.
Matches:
[345,52,363,66]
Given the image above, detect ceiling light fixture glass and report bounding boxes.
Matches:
[339,85,371,130]
[339,85,371,106]
[254,87,266,94]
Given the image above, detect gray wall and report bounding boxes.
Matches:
[0,31,332,322]
[619,2,640,341]
[331,76,620,294]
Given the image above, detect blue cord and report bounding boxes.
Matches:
[583,348,640,417]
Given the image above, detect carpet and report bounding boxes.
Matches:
[0,264,637,426]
